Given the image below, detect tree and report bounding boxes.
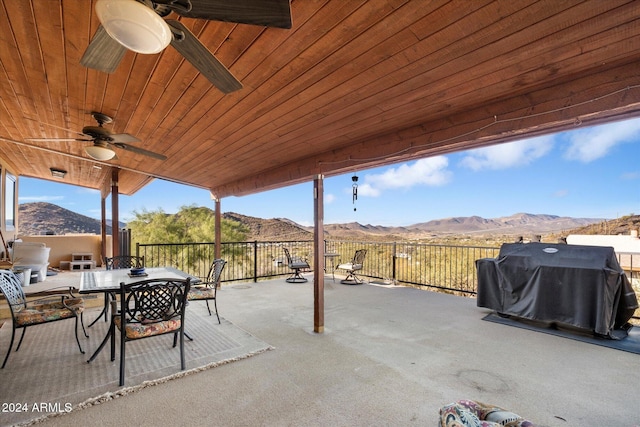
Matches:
[127,205,249,275]
[128,205,248,244]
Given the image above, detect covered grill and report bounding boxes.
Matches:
[476,242,638,338]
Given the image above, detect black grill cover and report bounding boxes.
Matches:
[476,242,638,338]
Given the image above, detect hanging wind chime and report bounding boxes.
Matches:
[352,173,358,211]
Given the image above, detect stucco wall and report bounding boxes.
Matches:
[19,235,112,268]
[566,232,640,254]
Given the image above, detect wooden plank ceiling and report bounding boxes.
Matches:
[1,0,639,198]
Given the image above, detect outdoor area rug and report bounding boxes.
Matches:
[482,312,640,355]
[0,306,273,426]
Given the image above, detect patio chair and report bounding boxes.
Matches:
[336,249,367,284]
[188,258,226,323]
[0,269,87,369]
[283,248,310,283]
[89,255,146,327]
[93,277,191,386]
[104,255,145,270]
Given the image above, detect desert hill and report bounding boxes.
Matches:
[409,212,604,235]
[18,202,123,236]
[222,212,312,241]
[312,212,609,240]
[17,202,633,241]
[562,214,640,236]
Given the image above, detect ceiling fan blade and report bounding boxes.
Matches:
[166,20,243,94]
[39,122,86,135]
[112,143,167,161]
[80,25,127,73]
[110,133,141,144]
[162,0,292,29]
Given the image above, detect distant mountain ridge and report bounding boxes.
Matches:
[320,213,605,239]
[18,202,124,236]
[410,213,603,234]
[18,202,612,239]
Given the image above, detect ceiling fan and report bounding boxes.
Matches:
[28,112,167,161]
[80,0,292,94]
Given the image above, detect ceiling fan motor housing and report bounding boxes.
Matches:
[82,126,114,142]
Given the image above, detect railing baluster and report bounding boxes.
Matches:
[134,239,638,320]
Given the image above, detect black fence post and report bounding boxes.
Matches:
[392,241,397,282]
[253,240,258,282]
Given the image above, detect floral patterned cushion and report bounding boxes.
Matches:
[188,287,215,300]
[14,298,84,326]
[114,316,181,340]
[439,400,535,427]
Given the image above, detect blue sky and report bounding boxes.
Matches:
[19,118,640,227]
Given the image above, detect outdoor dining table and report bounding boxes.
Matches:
[79,266,199,362]
[79,266,197,294]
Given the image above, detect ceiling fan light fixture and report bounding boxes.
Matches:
[95,0,172,54]
[85,144,116,161]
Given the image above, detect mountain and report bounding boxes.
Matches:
[563,214,640,236]
[18,202,624,240]
[408,213,605,235]
[222,212,312,241]
[319,213,608,239]
[18,202,124,236]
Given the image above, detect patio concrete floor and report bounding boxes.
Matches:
[12,271,640,426]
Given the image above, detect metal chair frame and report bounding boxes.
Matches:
[283,248,310,283]
[88,277,191,386]
[104,255,145,270]
[337,249,368,285]
[0,270,87,368]
[88,255,145,327]
[188,258,226,323]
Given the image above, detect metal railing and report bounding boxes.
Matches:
[136,239,499,294]
[615,251,639,288]
[323,240,501,294]
[136,240,314,284]
[136,239,639,321]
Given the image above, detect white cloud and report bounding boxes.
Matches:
[356,157,452,198]
[553,189,569,198]
[356,182,379,197]
[563,118,640,163]
[325,193,336,204]
[459,135,554,171]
